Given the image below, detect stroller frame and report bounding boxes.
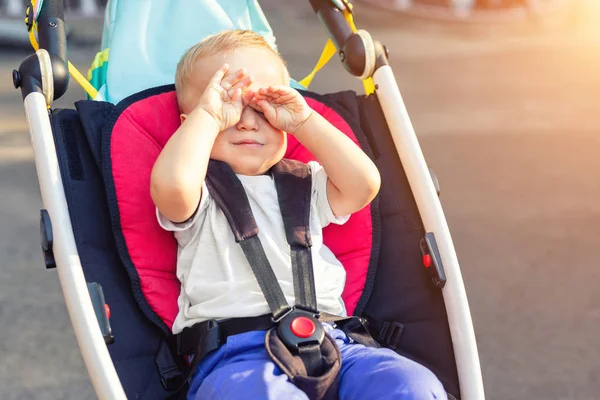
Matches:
[13,1,485,399]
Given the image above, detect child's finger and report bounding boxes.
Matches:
[228,75,253,96]
[208,64,230,86]
[251,97,263,110]
[257,99,273,113]
[242,89,256,106]
[221,68,248,91]
[255,87,275,102]
[268,85,291,97]
[229,88,242,102]
[266,85,296,103]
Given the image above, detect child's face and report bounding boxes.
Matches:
[186,46,289,176]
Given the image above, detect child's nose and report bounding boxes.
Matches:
[236,107,259,131]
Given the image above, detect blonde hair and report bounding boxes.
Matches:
[175,30,289,113]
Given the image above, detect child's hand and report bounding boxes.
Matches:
[248,85,313,134]
[196,64,253,131]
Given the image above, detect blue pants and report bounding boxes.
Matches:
[187,323,447,400]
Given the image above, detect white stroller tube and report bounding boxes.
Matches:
[372,66,485,400]
[24,92,127,400]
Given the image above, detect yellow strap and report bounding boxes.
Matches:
[299,6,375,95]
[298,39,337,89]
[26,0,99,100]
[69,61,99,99]
[343,8,375,95]
[345,6,357,30]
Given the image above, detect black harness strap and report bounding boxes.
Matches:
[205,160,292,320]
[204,159,258,241]
[205,159,338,381]
[271,160,317,313]
[298,343,325,377]
[205,159,317,317]
[290,248,317,312]
[238,237,291,320]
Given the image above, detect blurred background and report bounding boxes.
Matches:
[1,0,599,399]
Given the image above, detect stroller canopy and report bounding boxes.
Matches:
[90,0,280,104]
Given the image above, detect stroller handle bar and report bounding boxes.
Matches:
[14,1,486,399]
[36,0,67,63]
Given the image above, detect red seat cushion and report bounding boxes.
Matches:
[108,90,373,329]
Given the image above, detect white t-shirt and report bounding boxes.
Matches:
[157,161,349,334]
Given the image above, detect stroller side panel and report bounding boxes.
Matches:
[50,104,183,399]
[308,91,460,397]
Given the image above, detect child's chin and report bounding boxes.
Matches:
[227,159,275,176]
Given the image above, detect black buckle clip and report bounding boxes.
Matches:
[275,306,324,352]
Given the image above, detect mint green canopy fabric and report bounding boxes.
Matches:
[89,0,289,104]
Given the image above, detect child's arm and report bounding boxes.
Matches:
[293,112,380,217]
[150,107,219,223]
[251,86,381,217]
[151,65,253,223]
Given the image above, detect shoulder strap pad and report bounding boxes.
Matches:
[205,160,258,242]
[271,159,313,248]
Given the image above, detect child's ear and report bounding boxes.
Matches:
[180,113,187,124]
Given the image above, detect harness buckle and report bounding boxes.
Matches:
[275,307,324,352]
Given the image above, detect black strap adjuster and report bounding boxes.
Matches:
[378,321,404,351]
[177,314,277,358]
[177,319,222,358]
[155,339,186,391]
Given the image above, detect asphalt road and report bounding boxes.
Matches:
[1,2,599,399]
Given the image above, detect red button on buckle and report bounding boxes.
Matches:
[290,316,316,338]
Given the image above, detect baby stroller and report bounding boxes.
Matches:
[12,0,485,399]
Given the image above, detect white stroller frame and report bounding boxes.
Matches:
[13,0,485,398]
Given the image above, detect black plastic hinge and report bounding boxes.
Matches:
[40,210,56,269]
[87,282,114,344]
[420,232,447,289]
